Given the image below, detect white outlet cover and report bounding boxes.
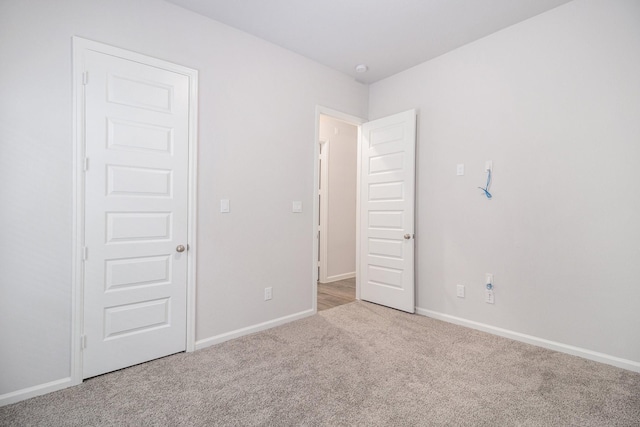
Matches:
[456,164,464,176]
[220,199,230,213]
[485,289,494,304]
[292,201,303,213]
[456,284,465,298]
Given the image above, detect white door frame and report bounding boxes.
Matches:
[71,37,198,385]
[318,137,329,284]
[313,106,365,310]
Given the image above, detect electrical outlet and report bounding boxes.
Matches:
[485,273,494,303]
[485,289,494,304]
[485,160,493,172]
[456,164,464,176]
[264,287,272,301]
[456,284,465,298]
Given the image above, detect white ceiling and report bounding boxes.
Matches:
[165,0,572,84]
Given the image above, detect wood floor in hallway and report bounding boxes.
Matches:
[317,277,356,311]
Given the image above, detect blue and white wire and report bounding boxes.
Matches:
[478,169,492,199]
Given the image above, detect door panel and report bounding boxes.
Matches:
[360,110,416,313]
[82,50,189,378]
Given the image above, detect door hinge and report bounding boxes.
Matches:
[81,335,87,349]
[83,157,89,171]
[82,71,89,85]
[83,246,88,261]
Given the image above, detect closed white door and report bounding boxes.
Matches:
[359,110,416,313]
[82,49,190,378]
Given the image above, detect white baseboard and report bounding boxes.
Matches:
[321,272,355,283]
[416,307,640,373]
[0,377,73,407]
[195,308,316,350]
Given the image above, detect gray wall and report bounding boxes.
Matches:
[369,0,640,364]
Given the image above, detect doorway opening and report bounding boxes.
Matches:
[314,108,364,311]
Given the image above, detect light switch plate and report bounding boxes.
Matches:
[220,199,230,213]
[292,201,303,213]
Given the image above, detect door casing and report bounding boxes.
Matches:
[71,36,198,385]
[318,137,329,283]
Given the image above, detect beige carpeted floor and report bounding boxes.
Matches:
[1,301,639,426]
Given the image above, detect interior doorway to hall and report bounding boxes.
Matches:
[317,114,358,311]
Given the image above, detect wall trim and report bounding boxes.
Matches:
[322,272,356,283]
[0,377,73,407]
[195,309,315,350]
[416,307,640,373]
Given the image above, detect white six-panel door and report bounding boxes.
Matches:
[359,110,416,313]
[82,49,190,378]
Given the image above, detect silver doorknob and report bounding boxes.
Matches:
[404,234,411,240]
[176,245,186,253]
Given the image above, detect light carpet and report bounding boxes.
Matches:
[1,301,639,426]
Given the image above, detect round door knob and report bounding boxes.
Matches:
[176,245,186,253]
[404,234,411,240]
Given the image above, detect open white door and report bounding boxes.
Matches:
[80,46,192,378]
[359,110,416,313]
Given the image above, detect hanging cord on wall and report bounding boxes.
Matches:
[478,169,493,199]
